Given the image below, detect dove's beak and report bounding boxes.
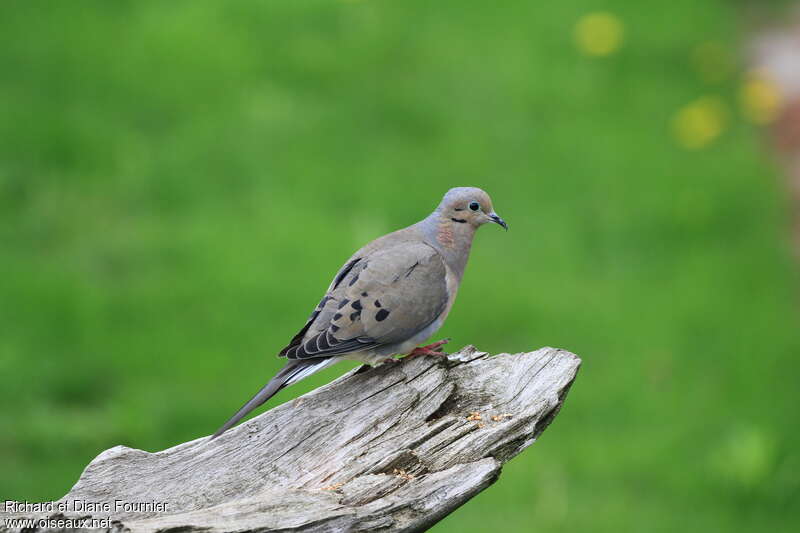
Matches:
[489,213,508,231]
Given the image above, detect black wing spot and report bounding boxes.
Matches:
[394,262,420,283]
[337,299,350,309]
[361,292,368,297]
[333,258,361,291]
[352,300,362,311]
[349,311,361,322]
[374,300,382,308]
[309,295,329,319]
[376,309,390,322]
[349,273,360,286]
[333,313,342,321]
[331,324,340,332]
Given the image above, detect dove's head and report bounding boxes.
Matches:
[437,187,508,231]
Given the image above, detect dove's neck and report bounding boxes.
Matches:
[418,212,475,280]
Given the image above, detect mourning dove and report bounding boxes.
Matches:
[211,187,507,438]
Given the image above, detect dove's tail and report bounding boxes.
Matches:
[210,358,335,439]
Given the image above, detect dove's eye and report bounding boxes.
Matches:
[469,201,480,211]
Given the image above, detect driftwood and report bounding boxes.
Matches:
[1,346,580,532]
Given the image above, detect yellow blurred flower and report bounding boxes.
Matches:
[672,97,728,150]
[574,12,624,57]
[740,72,782,125]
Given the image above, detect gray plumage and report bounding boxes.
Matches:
[211,187,507,439]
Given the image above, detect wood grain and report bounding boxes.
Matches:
[1,346,580,533]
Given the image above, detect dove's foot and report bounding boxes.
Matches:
[405,338,450,359]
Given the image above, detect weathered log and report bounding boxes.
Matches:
[1,346,580,532]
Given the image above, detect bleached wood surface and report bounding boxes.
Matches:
[1,346,580,533]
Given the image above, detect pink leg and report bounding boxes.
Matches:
[405,338,451,359]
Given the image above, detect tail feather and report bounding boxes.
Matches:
[210,358,334,439]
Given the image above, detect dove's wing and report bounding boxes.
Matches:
[213,241,449,439]
[279,241,449,359]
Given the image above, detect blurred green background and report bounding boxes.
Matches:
[1,0,799,531]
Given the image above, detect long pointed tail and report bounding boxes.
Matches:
[210,358,335,439]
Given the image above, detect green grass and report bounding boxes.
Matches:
[1,1,798,531]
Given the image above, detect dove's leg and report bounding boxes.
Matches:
[405,338,450,358]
